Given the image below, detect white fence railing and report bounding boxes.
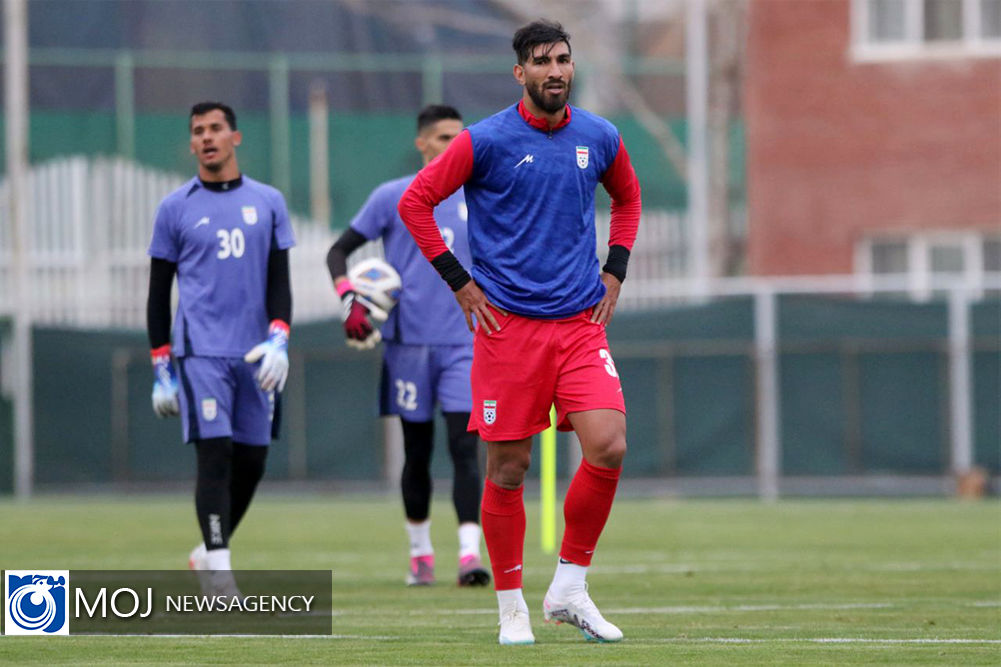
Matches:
[0,156,695,327]
[596,208,690,285]
[0,156,344,328]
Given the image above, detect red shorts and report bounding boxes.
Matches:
[468,308,626,441]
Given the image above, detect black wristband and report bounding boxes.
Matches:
[602,244,630,283]
[431,251,472,292]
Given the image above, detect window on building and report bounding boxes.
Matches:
[853,0,1001,59]
[859,233,1001,299]
[984,237,1001,271]
[924,0,964,40]
[871,240,910,273]
[929,241,965,273]
[984,237,1001,297]
[870,0,908,40]
[984,0,1001,37]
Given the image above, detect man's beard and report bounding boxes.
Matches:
[201,154,224,172]
[527,78,572,114]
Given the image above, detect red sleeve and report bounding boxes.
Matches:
[398,130,475,262]
[600,137,642,251]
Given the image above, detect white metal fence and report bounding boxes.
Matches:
[0,156,698,326]
[595,208,690,285]
[0,156,346,327]
[0,156,178,327]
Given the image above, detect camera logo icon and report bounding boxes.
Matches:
[4,571,69,635]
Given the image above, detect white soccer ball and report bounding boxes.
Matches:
[348,257,402,322]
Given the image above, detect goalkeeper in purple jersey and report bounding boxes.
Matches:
[326,105,488,588]
[146,101,295,597]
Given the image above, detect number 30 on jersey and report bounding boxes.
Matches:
[216,228,245,259]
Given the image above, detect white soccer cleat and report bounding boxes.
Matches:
[543,584,623,642]
[207,569,244,603]
[188,543,215,595]
[498,604,535,645]
[189,543,242,601]
[188,543,208,571]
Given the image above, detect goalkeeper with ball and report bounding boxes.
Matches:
[326,104,489,588]
[146,102,295,597]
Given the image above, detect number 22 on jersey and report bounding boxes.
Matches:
[395,379,418,411]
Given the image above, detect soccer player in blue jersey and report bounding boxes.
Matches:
[326,105,489,588]
[146,101,295,597]
[399,21,642,644]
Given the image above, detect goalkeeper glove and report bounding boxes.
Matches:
[244,319,290,392]
[150,345,180,418]
[336,279,382,350]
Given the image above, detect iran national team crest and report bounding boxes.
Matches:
[201,398,218,421]
[241,205,258,225]
[576,145,589,169]
[483,400,497,425]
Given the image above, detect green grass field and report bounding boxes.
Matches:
[0,494,998,665]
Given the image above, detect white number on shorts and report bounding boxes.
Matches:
[599,348,619,378]
[395,379,418,411]
[216,228,246,259]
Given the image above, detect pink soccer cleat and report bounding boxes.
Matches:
[406,554,435,586]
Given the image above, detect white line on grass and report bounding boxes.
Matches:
[68,634,399,640]
[612,602,895,614]
[863,562,1000,572]
[658,638,1001,645]
[809,638,1001,644]
[63,635,1001,644]
[596,561,998,575]
[445,602,894,615]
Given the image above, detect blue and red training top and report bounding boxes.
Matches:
[398,100,642,319]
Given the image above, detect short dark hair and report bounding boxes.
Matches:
[417,104,462,133]
[512,19,571,64]
[190,101,237,131]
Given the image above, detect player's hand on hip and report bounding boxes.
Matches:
[590,272,622,325]
[455,280,505,334]
[340,288,382,350]
[243,320,290,392]
[150,345,180,418]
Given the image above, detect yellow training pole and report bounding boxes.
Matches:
[540,405,557,553]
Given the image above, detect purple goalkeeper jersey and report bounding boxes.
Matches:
[350,175,472,345]
[147,176,296,358]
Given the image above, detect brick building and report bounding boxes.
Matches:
[744,0,1001,283]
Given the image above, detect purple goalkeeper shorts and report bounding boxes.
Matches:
[176,356,274,445]
[379,343,473,421]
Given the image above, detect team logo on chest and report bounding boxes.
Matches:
[483,400,497,425]
[241,206,258,225]
[576,146,589,169]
